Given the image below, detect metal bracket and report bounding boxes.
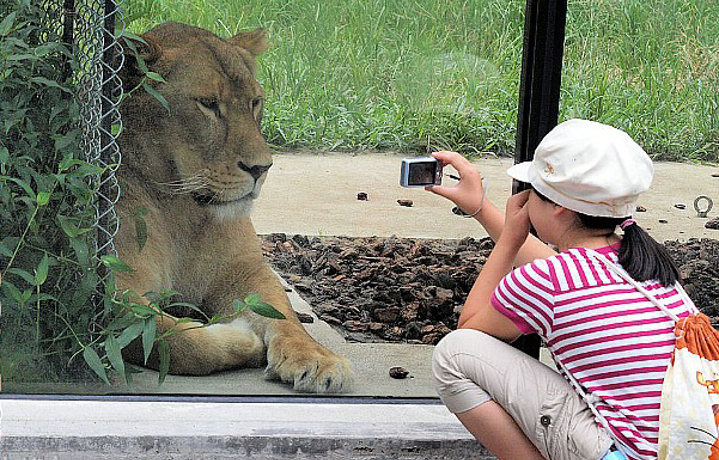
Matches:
[694,195,714,218]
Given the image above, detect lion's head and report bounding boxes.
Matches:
[118,22,271,219]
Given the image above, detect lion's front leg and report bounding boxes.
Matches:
[210,264,353,393]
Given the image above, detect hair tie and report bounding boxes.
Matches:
[620,218,637,230]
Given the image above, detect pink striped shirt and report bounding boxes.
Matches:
[491,245,693,460]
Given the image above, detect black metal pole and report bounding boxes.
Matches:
[61,0,75,82]
[512,0,567,359]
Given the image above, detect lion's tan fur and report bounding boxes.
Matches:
[114,22,352,392]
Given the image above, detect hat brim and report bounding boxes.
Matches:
[506,161,535,184]
[507,159,636,218]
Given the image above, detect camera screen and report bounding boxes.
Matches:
[407,161,437,185]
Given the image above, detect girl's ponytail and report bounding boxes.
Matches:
[617,222,681,287]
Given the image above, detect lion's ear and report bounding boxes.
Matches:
[118,34,163,90]
[230,29,269,57]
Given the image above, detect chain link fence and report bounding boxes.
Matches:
[46,0,124,317]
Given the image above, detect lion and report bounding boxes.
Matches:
[114,22,353,393]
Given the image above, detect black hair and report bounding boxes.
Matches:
[530,186,680,286]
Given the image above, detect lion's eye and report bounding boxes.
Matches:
[251,97,263,124]
[196,97,221,119]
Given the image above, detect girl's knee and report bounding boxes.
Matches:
[432,329,496,386]
[432,329,495,413]
[433,329,478,383]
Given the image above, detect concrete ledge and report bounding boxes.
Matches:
[0,399,491,459]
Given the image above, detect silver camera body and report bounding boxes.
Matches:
[399,157,443,188]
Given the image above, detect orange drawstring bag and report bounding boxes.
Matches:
[658,313,719,460]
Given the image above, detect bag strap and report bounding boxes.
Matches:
[551,353,628,456]
[550,248,698,457]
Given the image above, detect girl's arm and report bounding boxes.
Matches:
[427,151,556,266]
[458,236,524,342]
[456,191,534,342]
[473,199,556,266]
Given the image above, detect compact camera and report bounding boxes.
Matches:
[399,157,443,188]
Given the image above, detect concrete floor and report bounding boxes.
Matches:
[0,399,485,460]
[102,152,718,398]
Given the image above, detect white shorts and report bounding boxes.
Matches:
[432,329,613,460]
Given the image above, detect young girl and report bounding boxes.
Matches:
[427,119,697,460]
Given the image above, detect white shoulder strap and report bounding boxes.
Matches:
[551,351,625,454]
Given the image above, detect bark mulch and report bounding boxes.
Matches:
[261,234,719,344]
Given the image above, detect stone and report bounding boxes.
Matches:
[389,366,410,379]
[319,314,341,325]
[397,199,413,207]
[400,302,420,322]
[294,312,314,323]
[706,217,719,230]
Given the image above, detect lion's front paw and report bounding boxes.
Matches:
[265,336,353,393]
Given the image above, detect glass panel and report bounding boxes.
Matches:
[4,0,716,399]
[2,0,527,397]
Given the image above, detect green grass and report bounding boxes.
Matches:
[125,0,719,163]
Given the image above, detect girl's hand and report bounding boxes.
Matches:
[500,190,531,248]
[425,151,484,215]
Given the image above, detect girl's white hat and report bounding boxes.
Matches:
[507,119,653,218]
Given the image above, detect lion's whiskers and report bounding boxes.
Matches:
[154,171,212,196]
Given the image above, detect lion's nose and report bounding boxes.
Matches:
[237,161,272,181]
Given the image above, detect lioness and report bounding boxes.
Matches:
[115,22,352,393]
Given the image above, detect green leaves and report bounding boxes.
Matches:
[116,321,145,349]
[83,347,110,385]
[133,206,149,252]
[0,0,102,385]
[101,255,136,274]
[120,31,170,115]
[141,82,170,114]
[30,77,72,93]
[142,317,157,365]
[34,254,49,286]
[36,191,50,207]
[104,334,126,379]
[249,302,286,319]
[145,71,166,83]
[233,293,286,320]
[57,214,92,238]
[0,12,16,37]
[157,340,170,386]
